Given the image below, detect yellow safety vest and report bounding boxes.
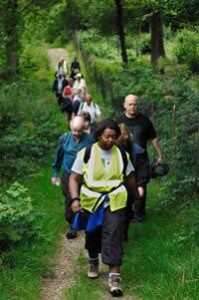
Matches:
[80,143,128,212]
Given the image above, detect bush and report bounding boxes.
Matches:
[77,30,120,60]
[0,182,40,249]
[20,46,51,79]
[0,80,62,180]
[77,29,199,208]
[139,34,151,54]
[173,29,199,73]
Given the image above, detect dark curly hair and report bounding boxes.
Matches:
[94,119,121,140]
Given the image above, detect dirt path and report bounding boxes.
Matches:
[40,231,138,300]
[40,48,139,300]
[40,48,81,300]
[40,232,85,300]
[47,48,69,72]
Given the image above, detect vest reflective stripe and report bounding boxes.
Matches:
[80,183,127,212]
[83,144,124,192]
[80,143,128,212]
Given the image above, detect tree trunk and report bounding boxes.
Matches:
[151,11,165,65]
[5,0,19,78]
[114,0,128,67]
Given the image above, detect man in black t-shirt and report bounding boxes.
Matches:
[117,94,163,221]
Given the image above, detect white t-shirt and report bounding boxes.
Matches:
[73,95,81,102]
[57,77,64,94]
[78,102,101,124]
[71,147,134,176]
[73,79,87,94]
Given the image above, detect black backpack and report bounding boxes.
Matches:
[150,161,169,178]
[61,96,73,113]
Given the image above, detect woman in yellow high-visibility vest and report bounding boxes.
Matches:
[69,119,139,297]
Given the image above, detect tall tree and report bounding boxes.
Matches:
[0,0,19,78]
[151,11,165,65]
[114,0,128,66]
[125,0,166,65]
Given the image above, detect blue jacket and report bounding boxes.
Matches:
[52,132,93,177]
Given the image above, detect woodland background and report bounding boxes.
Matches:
[0,1,198,299]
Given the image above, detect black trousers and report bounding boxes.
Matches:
[55,93,63,105]
[85,207,126,266]
[61,172,75,225]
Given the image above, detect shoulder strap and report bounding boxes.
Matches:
[80,102,84,111]
[117,146,128,175]
[83,144,93,163]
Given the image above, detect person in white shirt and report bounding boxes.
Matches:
[57,57,68,74]
[73,73,87,95]
[69,119,139,296]
[77,94,102,133]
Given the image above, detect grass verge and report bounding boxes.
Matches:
[0,160,66,300]
[64,252,102,300]
[63,179,199,299]
[123,180,199,299]
[0,45,68,299]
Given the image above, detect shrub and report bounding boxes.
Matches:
[77,30,120,60]
[19,46,51,79]
[139,34,151,54]
[77,29,199,208]
[0,182,40,249]
[173,29,199,73]
[0,80,62,180]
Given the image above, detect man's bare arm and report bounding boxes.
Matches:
[151,138,163,164]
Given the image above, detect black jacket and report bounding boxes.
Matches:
[52,77,68,95]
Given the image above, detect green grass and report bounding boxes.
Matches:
[0,44,70,299]
[123,180,199,299]
[62,179,199,300]
[64,252,100,300]
[1,42,198,300]
[0,162,66,300]
[0,44,69,300]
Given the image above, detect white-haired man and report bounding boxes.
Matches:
[52,116,93,238]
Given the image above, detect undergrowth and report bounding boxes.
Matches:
[0,163,66,300]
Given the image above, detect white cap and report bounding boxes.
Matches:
[76,73,82,78]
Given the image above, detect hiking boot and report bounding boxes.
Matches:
[87,262,99,279]
[66,229,77,239]
[108,275,123,297]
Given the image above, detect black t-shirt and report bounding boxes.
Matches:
[71,61,80,70]
[117,113,156,150]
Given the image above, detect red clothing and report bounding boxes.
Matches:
[63,86,72,99]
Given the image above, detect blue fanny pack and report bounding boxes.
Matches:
[72,195,109,233]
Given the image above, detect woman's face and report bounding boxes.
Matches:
[98,128,117,150]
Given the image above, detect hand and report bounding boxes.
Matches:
[71,200,80,213]
[157,156,163,164]
[138,186,145,198]
[51,177,61,186]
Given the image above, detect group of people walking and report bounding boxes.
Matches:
[51,56,163,297]
[52,57,101,130]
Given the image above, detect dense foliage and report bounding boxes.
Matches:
[0,182,39,249]
[78,28,199,208]
[0,1,198,299]
[0,78,61,181]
